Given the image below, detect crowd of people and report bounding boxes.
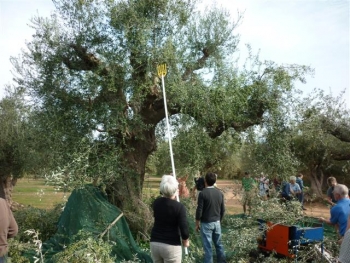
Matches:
[2,171,349,262]
[240,172,350,262]
[240,172,307,217]
[148,171,350,262]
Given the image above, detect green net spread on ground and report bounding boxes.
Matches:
[39,185,152,263]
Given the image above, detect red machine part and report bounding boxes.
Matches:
[258,221,295,258]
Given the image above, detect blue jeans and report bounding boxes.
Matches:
[0,256,5,263]
[298,192,304,205]
[200,221,226,263]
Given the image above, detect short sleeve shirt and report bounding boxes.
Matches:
[290,183,301,193]
[242,177,255,191]
[327,186,337,204]
[330,198,350,236]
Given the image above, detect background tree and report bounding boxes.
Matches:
[0,87,38,204]
[11,0,310,215]
[237,90,301,182]
[291,90,350,197]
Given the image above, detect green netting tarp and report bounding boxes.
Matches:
[36,185,152,263]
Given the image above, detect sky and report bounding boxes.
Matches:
[0,0,349,106]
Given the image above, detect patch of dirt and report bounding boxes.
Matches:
[216,180,330,218]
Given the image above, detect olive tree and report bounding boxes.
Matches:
[11,0,310,211]
[291,90,350,196]
[0,87,38,203]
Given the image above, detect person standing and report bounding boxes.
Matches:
[177,174,190,198]
[326,177,338,207]
[319,184,350,238]
[258,173,269,200]
[196,172,226,263]
[150,175,190,263]
[339,227,350,263]
[273,177,281,192]
[0,189,18,263]
[241,171,256,216]
[194,175,205,201]
[296,173,306,210]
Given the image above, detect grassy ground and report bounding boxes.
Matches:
[12,178,69,209]
[12,177,329,217]
[12,177,161,210]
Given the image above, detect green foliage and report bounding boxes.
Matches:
[14,204,63,242]
[290,89,350,194]
[8,204,62,263]
[240,122,299,180]
[120,254,142,263]
[10,0,311,189]
[25,229,45,263]
[152,122,243,178]
[0,92,35,179]
[293,89,350,167]
[51,232,116,263]
[8,239,32,263]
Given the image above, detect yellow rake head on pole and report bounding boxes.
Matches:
[157,64,167,77]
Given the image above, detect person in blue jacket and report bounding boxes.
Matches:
[319,184,350,238]
[281,176,301,201]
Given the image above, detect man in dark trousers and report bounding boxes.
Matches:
[296,173,307,210]
[195,172,226,263]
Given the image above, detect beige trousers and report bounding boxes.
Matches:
[150,242,182,263]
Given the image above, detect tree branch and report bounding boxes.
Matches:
[321,117,350,143]
[62,44,109,76]
[332,153,350,161]
[328,126,350,143]
[207,113,264,138]
[182,48,210,81]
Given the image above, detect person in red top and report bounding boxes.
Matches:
[0,187,18,263]
[177,174,190,198]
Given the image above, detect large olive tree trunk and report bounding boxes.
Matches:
[105,128,157,235]
[0,176,16,209]
[308,164,325,200]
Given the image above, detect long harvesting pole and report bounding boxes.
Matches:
[157,64,178,200]
[157,64,188,255]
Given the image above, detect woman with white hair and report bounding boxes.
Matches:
[281,176,301,201]
[289,176,301,198]
[319,184,350,238]
[150,175,190,263]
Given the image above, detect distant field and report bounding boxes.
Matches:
[12,176,236,213]
[12,177,162,209]
[12,177,329,218]
[12,178,69,209]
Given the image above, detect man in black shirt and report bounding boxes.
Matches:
[194,175,205,201]
[195,172,226,263]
